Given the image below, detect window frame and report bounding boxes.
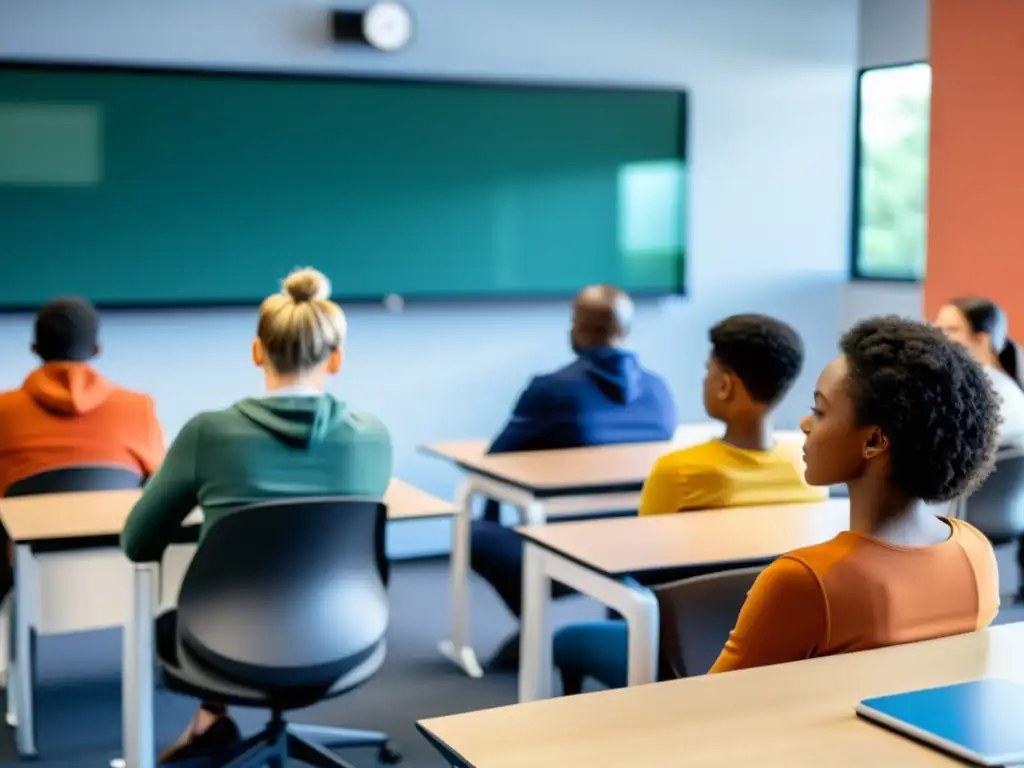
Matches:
[849,60,930,284]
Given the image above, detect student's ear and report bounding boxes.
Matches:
[862,427,890,460]
[251,338,265,368]
[91,344,101,360]
[325,347,343,376]
[717,371,735,402]
[30,343,38,357]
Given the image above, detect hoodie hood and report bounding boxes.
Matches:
[577,347,644,404]
[22,363,115,415]
[234,395,347,448]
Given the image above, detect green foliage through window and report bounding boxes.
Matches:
[854,63,930,281]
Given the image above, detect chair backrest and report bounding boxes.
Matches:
[950,447,1024,542]
[655,566,763,679]
[5,465,142,498]
[176,497,388,690]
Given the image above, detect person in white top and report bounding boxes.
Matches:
[936,297,1024,448]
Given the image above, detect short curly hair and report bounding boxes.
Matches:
[710,314,804,404]
[841,316,1001,502]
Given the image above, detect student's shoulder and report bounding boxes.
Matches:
[949,518,998,566]
[747,553,827,608]
[780,533,859,579]
[105,383,159,414]
[313,397,390,444]
[340,409,391,439]
[527,360,583,389]
[948,518,1000,624]
[636,362,672,391]
[512,364,581,407]
[172,405,241,441]
[0,388,26,427]
[0,386,26,410]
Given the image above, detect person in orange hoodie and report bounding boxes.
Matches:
[0,297,165,496]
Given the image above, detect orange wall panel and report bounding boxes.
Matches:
[924,0,1024,328]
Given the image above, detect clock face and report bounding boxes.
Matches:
[362,2,413,52]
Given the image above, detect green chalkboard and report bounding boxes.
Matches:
[0,63,687,308]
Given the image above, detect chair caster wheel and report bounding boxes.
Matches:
[378,742,403,764]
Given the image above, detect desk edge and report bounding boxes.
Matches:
[516,529,776,579]
[419,452,646,498]
[415,721,475,768]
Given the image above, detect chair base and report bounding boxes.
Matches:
[219,717,401,767]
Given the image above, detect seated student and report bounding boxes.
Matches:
[935,296,1024,446]
[552,313,823,690]
[556,316,1000,691]
[0,296,164,495]
[638,313,825,516]
[121,269,392,764]
[472,284,675,665]
[710,316,999,672]
[935,298,1024,601]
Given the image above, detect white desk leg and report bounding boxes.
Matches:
[5,591,15,727]
[623,585,660,688]
[0,592,10,689]
[11,545,38,758]
[525,550,660,702]
[438,479,483,678]
[123,563,158,768]
[519,500,545,526]
[518,542,551,703]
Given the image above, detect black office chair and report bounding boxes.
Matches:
[5,464,142,498]
[155,497,400,768]
[655,566,764,679]
[948,448,1024,542]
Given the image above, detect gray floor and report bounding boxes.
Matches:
[0,558,605,767]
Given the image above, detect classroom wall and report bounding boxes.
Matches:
[922,0,1024,329]
[858,0,929,69]
[841,0,928,330]
[0,0,857,555]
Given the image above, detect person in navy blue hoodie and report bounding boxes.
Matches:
[473,284,676,667]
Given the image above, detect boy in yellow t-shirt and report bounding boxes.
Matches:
[639,313,825,516]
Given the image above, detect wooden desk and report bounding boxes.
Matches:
[419,621,1024,768]
[0,479,456,544]
[423,439,671,496]
[0,479,454,762]
[516,499,850,702]
[421,439,673,678]
[382,478,459,520]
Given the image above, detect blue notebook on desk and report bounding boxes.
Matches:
[857,679,1024,766]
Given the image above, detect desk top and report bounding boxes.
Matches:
[419,621,1024,768]
[0,478,456,543]
[421,439,673,494]
[516,498,849,575]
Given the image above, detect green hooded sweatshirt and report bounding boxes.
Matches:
[121,395,392,563]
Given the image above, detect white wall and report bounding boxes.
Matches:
[859,0,930,68]
[843,0,928,330]
[0,0,858,555]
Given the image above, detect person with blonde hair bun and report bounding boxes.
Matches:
[121,268,392,764]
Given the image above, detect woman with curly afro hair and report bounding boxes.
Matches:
[710,316,1002,674]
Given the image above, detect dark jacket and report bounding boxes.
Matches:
[483,347,675,519]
